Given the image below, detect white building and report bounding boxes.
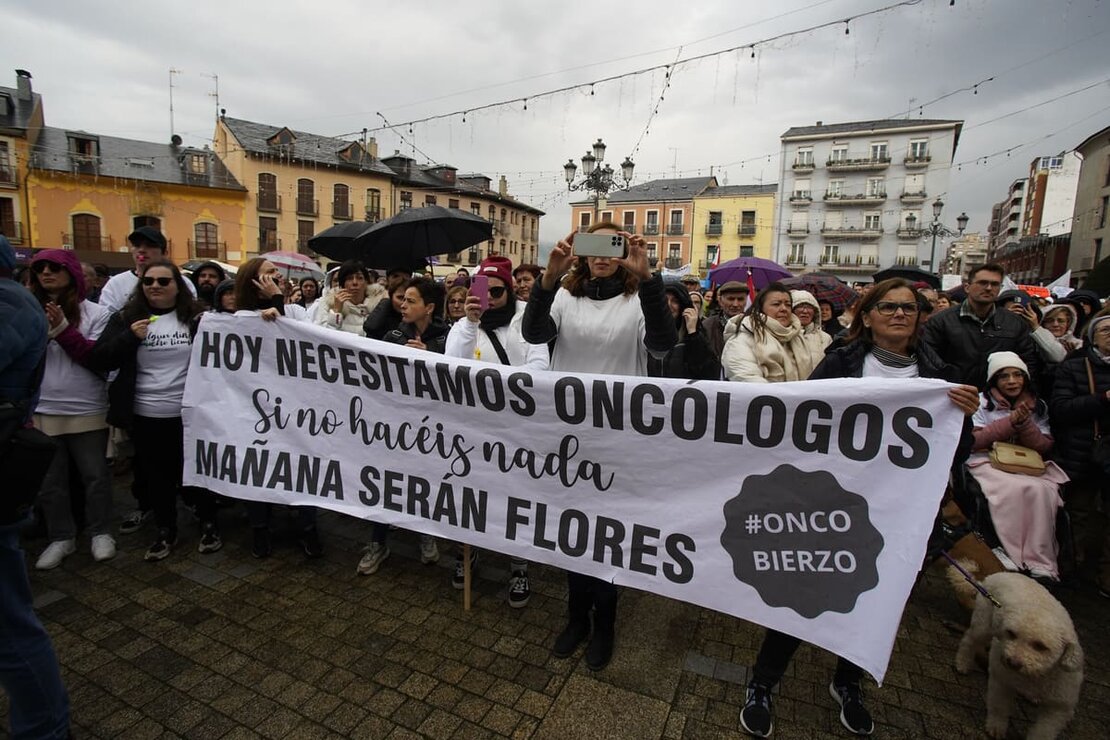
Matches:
[943,232,988,277]
[1023,151,1081,237]
[775,118,963,281]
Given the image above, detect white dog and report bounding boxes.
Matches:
[954,573,1084,740]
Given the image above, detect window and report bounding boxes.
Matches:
[707,211,723,235]
[1100,196,1109,229]
[0,142,14,184]
[448,198,459,210]
[740,210,756,236]
[668,243,681,259]
[68,135,98,160]
[827,179,843,197]
[789,212,808,231]
[1096,238,1104,262]
[795,147,813,166]
[259,217,278,252]
[297,178,316,216]
[740,245,754,257]
[470,202,480,215]
[193,222,219,258]
[132,215,161,230]
[425,194,437,206]
[188,153,207,174]
[866,178,885,197]
[72,214,102,250]
[332,183,350,220]
[706,245,719,265]
[904,174,924,195]
[0,198,17,241]
[1038,156,1063,170]
[830,145,848,163]
[788,243,805,263]
[646,243,657,259]
[902,210,921,229]
[499,239,506,255]
[864,212,881,230]
[579,212,591,231]
[859,245,878,265]
[909,139,928,159]
[824,211,844,229]
[297,220,315,253]
[645,210,659,234]
[400,191,412,211]
[870,142,888,161]
[822,244,839,264]
[793,178,811,198]
[668,209,684,235]
[623,211,636,231]
[257,173,279,211]
[366,189,382,221]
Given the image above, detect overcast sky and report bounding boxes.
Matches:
[4,0,1109,253]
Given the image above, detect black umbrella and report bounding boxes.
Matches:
[871,266,941,290]
[307,206,492,268]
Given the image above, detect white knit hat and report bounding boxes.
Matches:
[985,351,1028,384]
[790,290,820,311]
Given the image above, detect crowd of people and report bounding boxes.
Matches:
[2,222,1108,738]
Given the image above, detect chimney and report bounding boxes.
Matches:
[367,136,378,159]
[15,69,32,101]
[498,175,508,197]
[815,120,822,126]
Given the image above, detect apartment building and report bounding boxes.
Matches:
[690,184,777,274]
[775,118,963,281]
[1023,151,1081,237]
[942,232,988,278]
[987,178,1027,257]
[570,176,717,269]
[1067,125,1110,284]
[0,70,42,247]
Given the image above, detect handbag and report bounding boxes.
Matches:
[988,441,1046,476]
[1086,359,1110,475]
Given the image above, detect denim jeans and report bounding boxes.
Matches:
[38,427,113,540]
[0,521,70,738]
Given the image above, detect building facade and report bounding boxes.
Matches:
[987,178,1027,257]
[775,119,962,281]
[1023,152,1081,238]
[941,232,988,278]
[1067,125,1110,284]
[0,69,43,247]
[570,176,716,269]
[690,184,777,275]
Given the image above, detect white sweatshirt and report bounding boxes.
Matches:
[134,311,193,418]
[547,289,648,376]
[37,300,111,417]
[99,269,197,314]
[445,305,549,370]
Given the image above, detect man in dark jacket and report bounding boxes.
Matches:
[0,235,71,738]
[921,263,1041,392]
[703,280,749,361]
[189,261,226,310]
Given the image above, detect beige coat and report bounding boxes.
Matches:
[721,313,829,382]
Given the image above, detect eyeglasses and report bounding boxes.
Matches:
[142,276,173,287]
[488,286,507,298]
[971,279,1002,289]
[872,301,919,316]
[32,261,65,274]
[447,299,466,305]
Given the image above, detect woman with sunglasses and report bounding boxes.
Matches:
[27,250,115,569]
[737,278,979,738]
[66,261,216,562]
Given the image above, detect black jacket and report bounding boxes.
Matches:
[650,284,719,379]
[363,299,401,340]
[382,318,449,355]
[1049,347,1110,480]
[920,302,1041,392]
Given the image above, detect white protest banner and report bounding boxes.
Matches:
[182,314,965,682]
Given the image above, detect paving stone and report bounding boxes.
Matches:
[534,674,670,740]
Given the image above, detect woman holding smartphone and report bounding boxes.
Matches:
[521,221,676,671]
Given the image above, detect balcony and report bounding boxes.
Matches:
[825,156,891,172]
[786,225,810,235]
[333,201,353,220]
[622,225,638,235]
[1,221,23,244]
[789,191,812,204]
[896,227,921,239]
[705,223,723,235]
[365,207,381,222]
[62,233,113,251]
[903,155,931,169]
[188,239,227,260]
[666,224,684,236]
[834,256,879,272]
[819,255,840,268]
[900,190,928,203]
[258,236,281,252]
[296,198,319,217]
[529,229,539,241]
[820,225,883,240]
[643,224,660,235]
[738,225,756,236]
[664,257,684,269]
[791,159,815,172]
[823,192,886,205]
[895,256,918,266]
[257,193,282,213]
[785,257,806,269]
[0,166,16,188]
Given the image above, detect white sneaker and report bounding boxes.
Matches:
[36,539,77,570]
[91,534,117,562]
[420,536,440,564]
[357,543,389,575]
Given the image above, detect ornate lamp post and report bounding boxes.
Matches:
[563,138,635,217]
[905,198,968,274]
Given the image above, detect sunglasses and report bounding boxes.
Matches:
[32,261,65,274]
[873,301,919,316]
[488,286,507,298]
[142,276,174,287]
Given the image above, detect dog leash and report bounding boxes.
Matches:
[940,550,1003,608]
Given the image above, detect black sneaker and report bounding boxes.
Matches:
[198,523,222,554]
[552,619,590,659]
[252,527,272,559]
[120,509,152,535]
[740,681,774,738]
[508,570,531,608]
[300,526,323,559]
[144,528,177,562]
[452,550,478,590]
[829,680,874,736]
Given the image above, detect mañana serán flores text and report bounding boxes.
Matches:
[201,332,938,470]
[193,441,695,584]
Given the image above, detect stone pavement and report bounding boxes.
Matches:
[7,490,1110,740]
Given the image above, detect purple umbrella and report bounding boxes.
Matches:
[708,257,792,290]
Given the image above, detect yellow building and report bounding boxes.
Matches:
[690,184,778,275]
[0,70,43,247]
[27,127,247,266]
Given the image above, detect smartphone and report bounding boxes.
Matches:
[574,232,627,258]
[470,274,489,311]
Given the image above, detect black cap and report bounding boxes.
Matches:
[127,226,167,251]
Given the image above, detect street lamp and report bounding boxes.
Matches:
[563,138,635,216]
[904,198,968,274]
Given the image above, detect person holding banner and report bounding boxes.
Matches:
[445,256,549,606]
[721,283,826,384]
[233,258,324,559]
[358,278,449,575]
[522,222,676,671]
